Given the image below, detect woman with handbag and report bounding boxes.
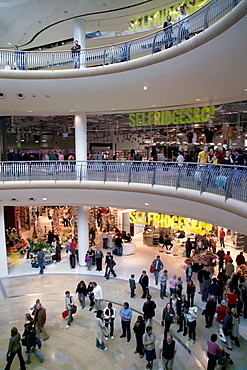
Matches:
[162,303,175,338]
[75,280,87,309]
[4,327,26,370]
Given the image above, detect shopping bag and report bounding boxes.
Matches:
[149,265,155,273]
[71,305,77,314]
[194,170,201,181]
[62,310,68,319]
[215,176,227,187]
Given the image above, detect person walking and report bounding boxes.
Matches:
[4,327,26,370]
[33,303,49,340]
[159,333,177,370]
[75,280,87,309]
[185,238,193,258]
[23,324,44,364]
[151,255,164,285]
[184,306,197,344]
[162,303,175,338]
[139,270,149,298]
[185,263,193,282]
[219,228,226,248]
[102,230,108,249]
[143,326,156,370]
[95,247,104,271]
[65,291,76,329]
[206,333,223,370]
[142,295,156,327]
[104,252,112,278]
[105,255,117,280]
[103,302,116,340]
[204,295,217,328]
[222,309,233,350]
[133,315,145,358]
[216,300,228,343]
[186,280,196,307]
[120,302,132,342]
[160,269,168,299]
[95,310,108,351]
[129,274,136,298]
[92,282,103,312]
[87,282,95,311]
[36,248,44,274]
[177,295,189,336]
[169,274,178,297]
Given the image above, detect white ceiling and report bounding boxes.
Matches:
[0,0,175,49]
[0,6,246,116]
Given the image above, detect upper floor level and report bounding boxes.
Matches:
[1,160,246,235]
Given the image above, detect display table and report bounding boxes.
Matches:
[143,233,159,247]
[122,242,136,255]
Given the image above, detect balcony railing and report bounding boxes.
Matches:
[0,0,240,71]
[1,160,246,203]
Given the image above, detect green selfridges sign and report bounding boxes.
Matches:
[128,0,210,31]
[128,106,215,127]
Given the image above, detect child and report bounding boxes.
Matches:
[129,274,136,298]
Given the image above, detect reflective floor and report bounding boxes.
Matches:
[1,222,247,369]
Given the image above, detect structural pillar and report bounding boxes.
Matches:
[73,19,86,68]
[0,206,8,277]
[0,117,8,161]
[77,206,89,266]
[74,113,88,264]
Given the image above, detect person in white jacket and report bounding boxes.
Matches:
[92,282,103,312]
[184,306,197,344]
[103,302,116,340]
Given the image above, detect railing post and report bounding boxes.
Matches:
[104,162,107,182]
[80,162,83,181]
[152,165,156,186]
[176,165,181,190]
[231,0,238,10]
[128,164,132,184]
[225,170,234,200]
[52,53,54,71]
[200,165,208,194]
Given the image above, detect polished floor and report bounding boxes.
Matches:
[1,222,247,369]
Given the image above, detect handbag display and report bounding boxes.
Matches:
[62,310,68,319]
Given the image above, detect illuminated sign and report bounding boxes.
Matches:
[129,211,212,236]
[129,106,215,127]
[128,0,210,31]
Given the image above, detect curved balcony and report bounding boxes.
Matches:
[1,160,246,202]
[0,0,242,72]
[0,160,246,234]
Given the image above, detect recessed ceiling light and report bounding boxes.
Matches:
[64,10,68,13]
[7,42,11,46]
[43,197,47,201]
[244,89,247,92]
[21,139,25,142]
[111,108,115,110]
[28,110,32,113]
[143,86,148,90]
[45,94,50,98]
[70,110,74,112]
[38,21,42,23]
[195,98,201,101]
[152,105,157,107]
[145,202,149,206]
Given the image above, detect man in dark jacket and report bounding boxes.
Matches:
[142,295,156,327]
[139,270,149,298]
[236,252,245,266]
[24,324,44,364]
[177,295,189,335]
[204,295,217,328]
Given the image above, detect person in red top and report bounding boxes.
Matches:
[226,287,238,309]
[216,300,228,338]
[69,239,76,254]
[213,146,223,164]
[224,251,233,264]
[219,228,225,248]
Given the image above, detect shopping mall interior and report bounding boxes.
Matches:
[0,0,247,369]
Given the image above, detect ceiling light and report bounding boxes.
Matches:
[35,140,39,143]
[28,110,32,113]
[38,21,42,23]
[152,105,157,107]
[7,42,11,46]
[21,139,25,142]
[195,98,201,101]
[111,108,115,110]
[43,197,47,201]
[143,86,148,90]
[244,89,247,91]
[145,202,149,206]
[70,110,74,112]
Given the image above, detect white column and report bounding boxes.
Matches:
[77,206,88,266]
[75,113,87,161]
[0,206,8,277]
[73,19,86,68]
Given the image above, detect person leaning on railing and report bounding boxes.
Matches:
[71,40,81,69]
[163,15,173,49]
[177,5,190,41]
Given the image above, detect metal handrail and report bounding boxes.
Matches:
[1,160,246,203]
[0,0,240,70]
